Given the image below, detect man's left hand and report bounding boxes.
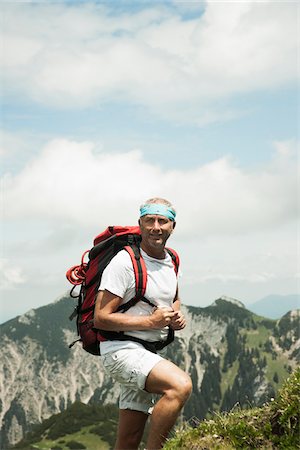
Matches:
[170,310,186,330]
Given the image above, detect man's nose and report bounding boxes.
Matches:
[152,219,162,230]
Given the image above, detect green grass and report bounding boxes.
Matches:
[27,426,109,450]
[13,403,119,450]
[264,353,290,386]
[243,325,271,348]
[164,368,300,450]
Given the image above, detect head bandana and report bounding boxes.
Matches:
[140,204,176,221]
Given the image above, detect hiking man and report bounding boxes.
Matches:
[94,197,192,450]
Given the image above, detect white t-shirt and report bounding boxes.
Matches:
[98,248,178,351]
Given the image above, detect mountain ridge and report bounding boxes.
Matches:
[1,294,299,449]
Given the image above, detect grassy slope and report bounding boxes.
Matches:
[30,426,109,450]
[164,368,300,450]
[13,403,119,450]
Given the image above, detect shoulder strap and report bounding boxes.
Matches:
[123,245,147,299]
[116,245,155,313]
[117,245,178,313]
[166,247,180,275]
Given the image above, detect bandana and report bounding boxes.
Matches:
[139,204,176,221]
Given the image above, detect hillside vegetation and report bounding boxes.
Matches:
[13,403,119,450]
[164,367,300,449]
[13,369,299,450]
[170,301,298,422]
[2,297,298,449]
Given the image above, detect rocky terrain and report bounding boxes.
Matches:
[1,294,299,449]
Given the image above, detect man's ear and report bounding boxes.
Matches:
[138,218,141,226]
[172,221,176,231]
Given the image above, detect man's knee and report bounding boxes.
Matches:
[174,373,192,402]
[146,360,192,400]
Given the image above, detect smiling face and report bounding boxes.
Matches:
[139,214,175,259]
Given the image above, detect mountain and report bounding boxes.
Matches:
[13,368,300,450]
[247,294,300,319]
[1,295,299,449]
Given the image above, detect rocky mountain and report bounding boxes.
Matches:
[1,295,299,449]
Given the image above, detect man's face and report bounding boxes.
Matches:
[139,214,175,250]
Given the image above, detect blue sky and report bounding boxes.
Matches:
[0,0,299,322]
[2,85,297,172]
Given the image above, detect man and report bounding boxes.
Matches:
[94,198,192,450]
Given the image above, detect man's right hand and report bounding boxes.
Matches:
[150,307,176,329]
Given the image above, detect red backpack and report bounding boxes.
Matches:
[66,226,180,356]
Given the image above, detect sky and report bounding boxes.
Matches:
[0,0,299,323]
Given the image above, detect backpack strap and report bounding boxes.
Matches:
[116,245,156,312]
[124,245,147,298]
[166,248,180,306]
[166,247,180,275]
[98,244,178,351]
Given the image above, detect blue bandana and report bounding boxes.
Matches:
[140,204,176,221]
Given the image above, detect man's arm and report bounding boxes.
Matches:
[170,287,186,330]
[172,286,181,312]
[94,290,176,332]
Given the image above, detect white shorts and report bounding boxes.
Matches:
[100,344,164,414]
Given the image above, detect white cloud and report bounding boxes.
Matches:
[273,139,295,160]
[0,1,298,322]
[1,136,298,320]
[2,34,43,67]
[0,259,26,289]
[191,272,276,284]
[0,1,297,119]
[2,138,298,238]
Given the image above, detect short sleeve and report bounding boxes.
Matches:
[99,250,133,299]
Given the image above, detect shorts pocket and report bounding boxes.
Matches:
[101,351,135,384]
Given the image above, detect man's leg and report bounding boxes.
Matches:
[114,409,148,450]
[145,360,192,450]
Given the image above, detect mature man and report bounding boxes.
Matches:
[94,198,192,450]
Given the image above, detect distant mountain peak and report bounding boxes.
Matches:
[212,295,245,309]
[248,294,300,320]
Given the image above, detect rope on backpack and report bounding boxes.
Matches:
[66,250,89,285]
